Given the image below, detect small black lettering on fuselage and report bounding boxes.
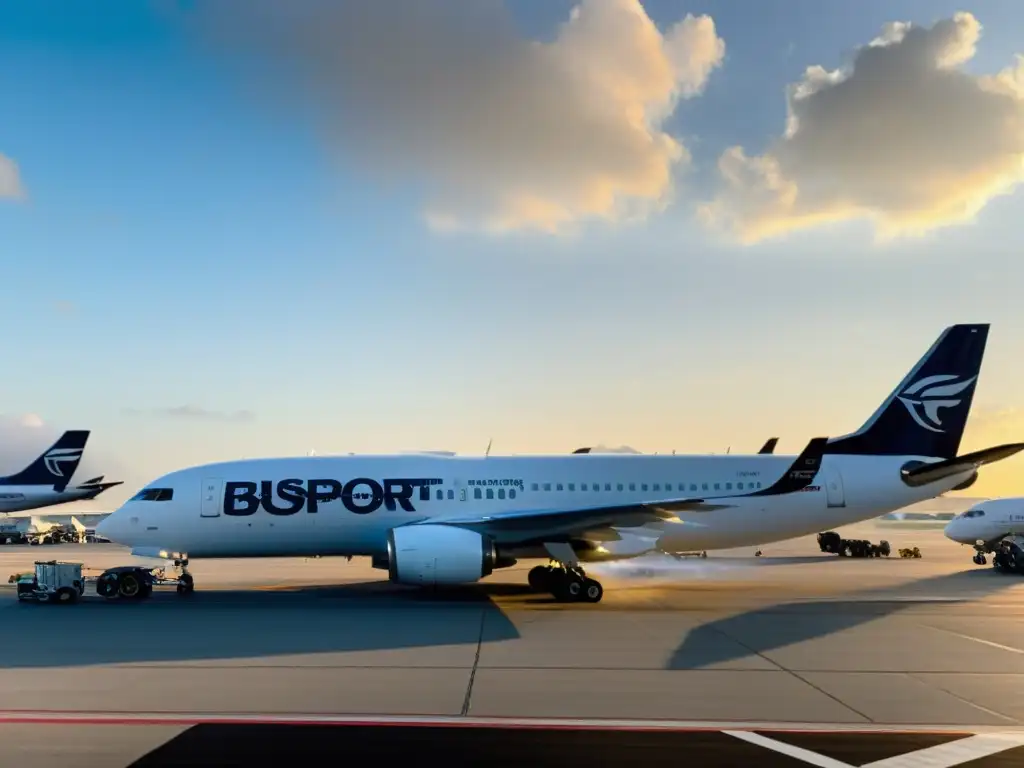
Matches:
[223,478,442,516]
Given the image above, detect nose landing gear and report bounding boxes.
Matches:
[528,563,603,603]
[173,558,194,595]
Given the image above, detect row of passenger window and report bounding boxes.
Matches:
[529,480,762,493]
[460,478,764,502]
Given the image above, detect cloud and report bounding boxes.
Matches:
[0,153,25,200]
[956,405,1024,497]
[700,12,1024,244]
[191,0,725,234]
[16,413,45,429]
[125,405,256,423]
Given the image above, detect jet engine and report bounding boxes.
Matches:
[386,525,496,586]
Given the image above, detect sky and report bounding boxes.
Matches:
[1,0,1024,506]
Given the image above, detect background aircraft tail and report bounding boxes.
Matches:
[825,324,988,460]
[0,430,90,492]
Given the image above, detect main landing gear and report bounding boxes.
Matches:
[973,550,988,566]
[527,563,603,603]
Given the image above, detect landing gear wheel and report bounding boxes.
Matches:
[555,574,583,602]
[528,566,550,592]
[176,572,194,595]
[96,573,119,598]
[580,578,603,603]
[118,572,142,599]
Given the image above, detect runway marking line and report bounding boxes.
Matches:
[725,731,854,767]
[925,625,1024,655]
[727,730,1024,768]
[861,733,1024,767]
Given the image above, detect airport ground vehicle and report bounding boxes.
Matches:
[817,531,891,558]
[15,561,86,603]
[14,560,195,603]
[991,536,1024,573]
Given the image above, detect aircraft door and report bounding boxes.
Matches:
[824,468,845,508]
[201,478,223,517]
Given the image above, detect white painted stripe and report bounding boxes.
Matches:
[928,626,1024,654]
[724,730,854,767]
[862,732,1024,767]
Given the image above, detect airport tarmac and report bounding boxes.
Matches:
[2,523,1024,767]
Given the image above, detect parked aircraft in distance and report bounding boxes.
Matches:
[98,324,1023,603]
[0,430,122,514]
[944,497,1024,566]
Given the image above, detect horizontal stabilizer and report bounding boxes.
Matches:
[901,442,1024,487]
[76,480,124,499]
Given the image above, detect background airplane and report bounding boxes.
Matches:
[0,430,122,543]
[944,496,1024,566]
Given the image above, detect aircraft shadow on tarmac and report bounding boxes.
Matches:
[666,568,1018,670]
[0,581,523,669]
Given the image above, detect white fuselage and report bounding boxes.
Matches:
[98,451,974,561]
[944,497,1024,546]
[0,486,99,514]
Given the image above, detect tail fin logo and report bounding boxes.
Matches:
[896,374,977,434]
[43,448,83,478]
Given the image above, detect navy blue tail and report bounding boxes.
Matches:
[825,324,988,460]
[0,430,90,492]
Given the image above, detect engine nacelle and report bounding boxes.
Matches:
[387,525,496,586]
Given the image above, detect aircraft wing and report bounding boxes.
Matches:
[423,437,828,540]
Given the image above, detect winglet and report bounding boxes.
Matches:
[749,437,828,496]
[758,437,779,455]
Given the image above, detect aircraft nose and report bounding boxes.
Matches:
[96,510,126,543]
[943,519,965,542]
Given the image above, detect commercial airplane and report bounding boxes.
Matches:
[0,430,123,514]
[944,497,1024,565]
[97,323,1024,603]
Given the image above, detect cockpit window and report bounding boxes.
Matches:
[131,488,174,502]
[963,508,985,518]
